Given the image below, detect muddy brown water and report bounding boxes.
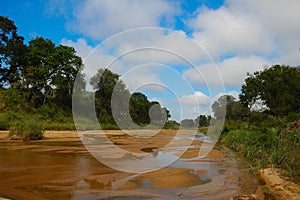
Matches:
[0,131,260,200]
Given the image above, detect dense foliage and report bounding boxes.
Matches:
[240,65,300,116]
[90,68,170,127]
[0,17,85,114]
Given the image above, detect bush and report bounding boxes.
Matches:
[249,112,282,128]
[99,123,120,130]
[164,120,180,130]
[222,124,300,181]
[221,119,247,134]
[0,111,24,130]
[284,112,300,123]
[0,112,11,130]
[9,120,44,140]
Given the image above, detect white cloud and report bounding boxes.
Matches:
[148,97,166,106]
[120,65,166,93]
[101,28,209,66]
[183,55,270,87]
[188,0,300,66]
[189,6,273,59]
[60,27,214,92]
[188,106,210,116]
[61,38,93,59]
[52,0,179,40]
[177,91,210,106]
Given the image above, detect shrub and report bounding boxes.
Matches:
[164,120,180,130]
[0,111,24,130]
[249,112,282,128]
[0,112,10,130]
[100,123,120,130]
[9,120,44,140]
[221,119,248,134]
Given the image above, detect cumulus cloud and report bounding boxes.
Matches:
[188,0,300,66]
[177,91,210,106]
[189,7,273,58]
[61,28,214,92]
[183,55,270,87]
[49,0,179,40]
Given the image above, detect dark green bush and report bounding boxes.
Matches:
[0,112,10,130]
[9,120,44,140]
[221,119,247,134]
[0,111,24,130]
[249,112,282,128]
[164,120,180,130]
[100,123,120,130]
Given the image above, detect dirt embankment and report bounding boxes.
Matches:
[259,168,300,200]
[229,168,300,200]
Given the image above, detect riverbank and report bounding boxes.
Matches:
[259,168,300,200]
[221,120,300,200]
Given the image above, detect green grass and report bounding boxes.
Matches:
[222,123,300,183]
[9,120,44,140]
[198,127,208,134]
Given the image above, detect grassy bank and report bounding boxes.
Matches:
[222,120,300,184]
[0,111,181,132]
[0,111,76,131]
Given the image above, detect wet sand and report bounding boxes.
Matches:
[0,130,260,199]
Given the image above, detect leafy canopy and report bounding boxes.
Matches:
[240,65,300,116]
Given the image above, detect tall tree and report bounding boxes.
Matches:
[25,37,56,107]
[212,95,233,120]
[240,65,300,116]
[0,16,26,87]
[25,37,84,109]
[90,68,130,124]
[51,45,84,110]
[195,115,211,127]
[129,92,151,124]
[129,93,170,126]
[212,95,248,120]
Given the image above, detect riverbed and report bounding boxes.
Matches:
[0,130,259,200]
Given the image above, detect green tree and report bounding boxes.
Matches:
[129,93,170,126]
[148,101,170,125]
[51,45,84,110]
[0,16,27,87]
[240,65,300,116]
[25,37,56,107]
[195,115,211,127]
[129,92,151,124]
[90,68,130,124]
[24,37,84,110]
[212,95,248,120]
[212,95,233,120]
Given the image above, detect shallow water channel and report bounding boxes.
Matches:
[0,130,259,200]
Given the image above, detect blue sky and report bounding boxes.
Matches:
[1,0,300,121]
